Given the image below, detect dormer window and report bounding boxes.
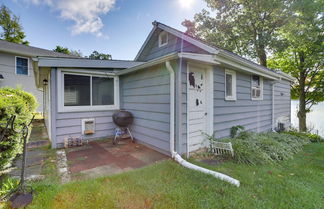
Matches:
[158,31,168,47]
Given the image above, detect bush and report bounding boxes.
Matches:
[0,175,19,199]
[0,87,37,171]
[285,131,323,143]
[209,131,311,165]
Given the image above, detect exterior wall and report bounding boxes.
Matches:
[213,67,273,138]
[120,63,171,154]
[55,111,116,146]
[49,68,118,148]
[274,79,291,127]
[137,29,208,62]
[178,61,290,155]
[0,52,43,112]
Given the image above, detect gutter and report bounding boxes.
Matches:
[165,61,240,187]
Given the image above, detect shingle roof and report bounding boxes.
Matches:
[0,39,78,58]
[37,57,145,69]
[152,21,278,74]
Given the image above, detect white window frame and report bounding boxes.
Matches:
[251,75,263,100]
[224,69,237,100]
[15,56,29,76]
[57,69,120,112]
[158,31,168,47]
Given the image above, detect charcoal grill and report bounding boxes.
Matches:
[112,110,134,144]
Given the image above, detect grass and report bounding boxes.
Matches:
[1,142,320,209]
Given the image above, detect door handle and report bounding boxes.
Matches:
[205,112,207,116]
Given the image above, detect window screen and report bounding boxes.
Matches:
[92,77,114,105]
[16,57,28,75]
[64,74,90,106]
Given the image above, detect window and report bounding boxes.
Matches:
[16,57,29,75]
[64,74,90,106]
[158,31,168,47]
[225,69,236,100]
[251,75,263,100]
[59,71,119,112]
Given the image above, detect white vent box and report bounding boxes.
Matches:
[82,119,95,135]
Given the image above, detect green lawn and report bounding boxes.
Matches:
[4,143,324,209]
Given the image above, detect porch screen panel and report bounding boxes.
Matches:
[92,77,114,105]
[64,74,90,106]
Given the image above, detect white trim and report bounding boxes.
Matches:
[81,118,95,135]
[224,69,237,101]
[206,66,214,137]
[158,31,168,47]
[15,56,29,76]
[186,63,213,156]
[214,54,278,80]
[186,63,189,158]
[117,53,178,76]
[251,75,263,100]
[165,61,175,157]
[157,23,219,54]
[57,69,120,112]
[178,52,221,65]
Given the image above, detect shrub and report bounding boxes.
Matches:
[0,87,37,171]
[208,131,311,165]
[285,131,323,143]
[0,175,19,199]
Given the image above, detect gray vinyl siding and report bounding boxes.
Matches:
[0,52,43,112]
[137,29,208,62]
[120,63,171,154]
[274,80,291,122]
[55,111,116,146]
[213,67,273,138]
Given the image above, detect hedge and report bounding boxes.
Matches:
[0,87,38,171]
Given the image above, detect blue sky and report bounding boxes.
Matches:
[2,0,206,60]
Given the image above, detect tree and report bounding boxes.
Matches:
[89,50,112,60]
[53,46,82,57]
[182,0,291,67]
[53,45,71,54]
[268,0,324,132]
[0,5,29,45]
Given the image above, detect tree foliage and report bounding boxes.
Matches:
[88,50,112,60]
[268,0,324,131]
[0,5,29,45]
[53,45,83,57]
[182,0,291,67]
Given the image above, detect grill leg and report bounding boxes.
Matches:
[127,128,134,142]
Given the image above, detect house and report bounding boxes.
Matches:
[32,21,293,156]
[0,40,76,112]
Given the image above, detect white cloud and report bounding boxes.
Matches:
[23,0,115,37]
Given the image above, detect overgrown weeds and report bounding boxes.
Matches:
[207,131,314,165]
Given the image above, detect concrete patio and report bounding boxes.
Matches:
[65,138,168,180]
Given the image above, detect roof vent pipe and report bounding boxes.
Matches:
[165,61,240,187]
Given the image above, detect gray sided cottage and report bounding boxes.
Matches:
[33,21,293,156]
[0,40,76,112]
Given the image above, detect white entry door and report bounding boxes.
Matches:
[188,64,208,152]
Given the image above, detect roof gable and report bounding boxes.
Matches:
[135,22,212,61]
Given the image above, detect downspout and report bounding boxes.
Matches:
[165,61,240,187]
[271,81,279,131]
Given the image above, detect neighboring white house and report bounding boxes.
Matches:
[0,40,76,112]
